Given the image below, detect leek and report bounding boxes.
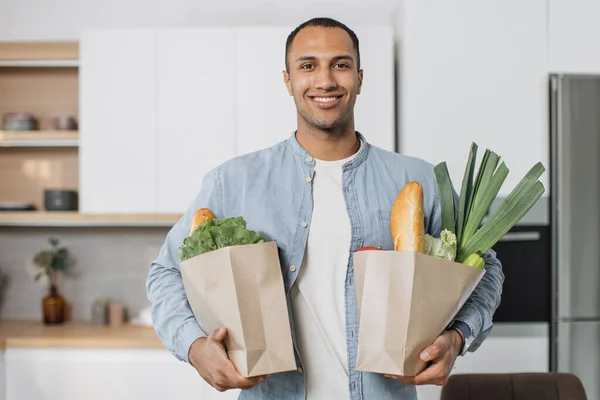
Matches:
[432,142,546,267]
[456,143,478,246]
[433,161,456,234]
[456,162,545,262]
[460,161,509,247]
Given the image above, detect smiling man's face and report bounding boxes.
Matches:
[284,26,363,133]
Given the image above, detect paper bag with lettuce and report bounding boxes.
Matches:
[179,209,296,378]
[354,142,545,376]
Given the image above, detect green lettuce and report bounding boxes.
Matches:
[178,217,266,262]
[424,229,457,261]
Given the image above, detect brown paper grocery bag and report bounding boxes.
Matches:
[180,240,296,377]
[353,250,485,377]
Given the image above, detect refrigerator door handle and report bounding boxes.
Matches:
[499,232,541,242]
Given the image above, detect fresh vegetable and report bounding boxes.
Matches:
[179,216,266,262]
[463,252,485,269]
[432,142,545,265]
[424,229,457,261]
[433,162,456,234]
[357,246,382,251]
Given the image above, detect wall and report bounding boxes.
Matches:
[0,227,168,321]
[0,0,403,40]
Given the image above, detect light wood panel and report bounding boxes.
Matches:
[0,147,78,210]
[0,67,79,130]
[0,211,181,227]
[0,41,78,61]
[0,320,162,349]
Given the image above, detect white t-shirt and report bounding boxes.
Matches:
[291,145,360,399]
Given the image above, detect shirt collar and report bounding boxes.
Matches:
[286,130,370,171]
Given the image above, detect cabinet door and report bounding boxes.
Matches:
[400,0,549,197]
[549,0,600,73]
[235,26,396,156]
[353,26,395,152]
[5,348,240,400]
[79,29,157,214]
[235,26,296,156]
[156,28,237,214]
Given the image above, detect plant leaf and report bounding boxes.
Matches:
[456,162,546,262]
[456,142,478,246]
[434,161,456,234]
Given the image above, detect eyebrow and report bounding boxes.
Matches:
[295,54,355,64]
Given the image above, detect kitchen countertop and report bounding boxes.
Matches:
[0,320,164,349]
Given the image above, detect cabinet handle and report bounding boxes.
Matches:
[499,232,541,242]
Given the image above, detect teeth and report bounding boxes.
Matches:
[314,96,338,103]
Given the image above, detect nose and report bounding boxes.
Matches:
[315,68,337,91]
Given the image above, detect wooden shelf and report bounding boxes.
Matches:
[0,41,78,61]
[0,131,78,147]
[0,60,78,67]
[0,212,182,228]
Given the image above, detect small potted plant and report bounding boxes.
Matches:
[33,238,73,325]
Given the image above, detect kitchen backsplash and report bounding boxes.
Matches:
[0,226,171,322]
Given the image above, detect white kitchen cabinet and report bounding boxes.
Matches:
[352,25,395,152]
[5,348,240,400]
[80,26,397,215]
[235,25,396,156]
[79,29,158,214]
[399,0,549,197]
[156,28,237,214]
[235,26,297,156]
[549,0,600,73]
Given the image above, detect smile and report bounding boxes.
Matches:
[309,94,344,109]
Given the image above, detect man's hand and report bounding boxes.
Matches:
[385,329,463,386]
[188,327,269,392]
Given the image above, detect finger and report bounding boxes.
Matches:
[420,335,450,362]
[221,369,268,390]
[209,327,228,342]
[413,360,446,385]
[385,374,416,385]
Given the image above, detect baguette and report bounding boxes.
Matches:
[189,208,215,235]
[390,181,425,252]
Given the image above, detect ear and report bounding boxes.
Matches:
[357,69,364,95]
[283,70,293,96]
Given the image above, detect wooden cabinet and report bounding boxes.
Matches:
[5,348,239,400]
[399,0,549,197]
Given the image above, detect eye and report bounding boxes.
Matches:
[334,63,350,69]
[300,63,314,70]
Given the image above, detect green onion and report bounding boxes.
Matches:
[434,161,456,234]
[456,162,545,262]
[456,143,478,246]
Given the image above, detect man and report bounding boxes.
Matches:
[147,17,504,400]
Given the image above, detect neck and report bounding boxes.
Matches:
[295,119,360,161]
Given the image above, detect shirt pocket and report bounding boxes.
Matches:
[376,209,394,250]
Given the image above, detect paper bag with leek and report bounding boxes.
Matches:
[179,209,296,378]
[354,143,545,376]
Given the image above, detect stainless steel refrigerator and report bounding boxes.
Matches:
[550,73,600,400]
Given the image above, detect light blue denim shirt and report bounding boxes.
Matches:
[146,132,504,400]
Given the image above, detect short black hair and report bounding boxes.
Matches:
[285,17,360,72]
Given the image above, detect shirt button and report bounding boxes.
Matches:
[306,156,313,162]
[297,367,303,373]
[300,221,308,228]
[305,176,312,183]
[289,265,296,272]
